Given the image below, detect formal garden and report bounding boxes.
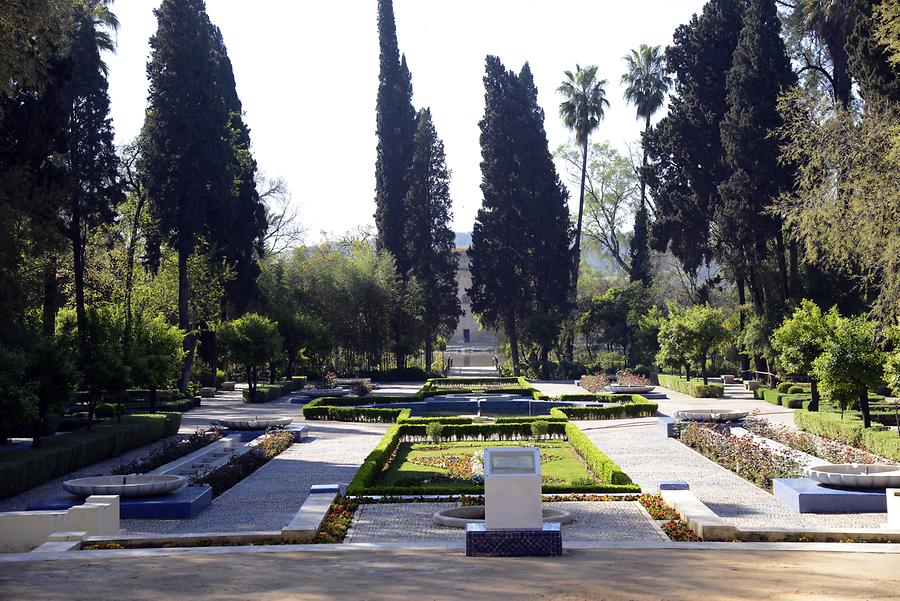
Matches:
[1,0,899,597]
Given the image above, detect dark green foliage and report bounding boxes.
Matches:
[468,57,571,374]
[396,416,474,425]
[0,413,182,499]
[374,0,416,270]
[795,410,900,461]
[848,0,900,103]
[402,109,461,369]
[580,283,655,368]
[629,203,652,285]
[657,374,725,398]
[549,395,658,420]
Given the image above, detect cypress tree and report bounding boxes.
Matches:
[373,0,416,274]
[142,0,235,391]
[402,109,461,370]
[629,204,652,286]
[718,0,796,309]
[847,0,900,103]
[61,1,122,367]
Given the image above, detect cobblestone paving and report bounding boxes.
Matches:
[345,501,667,544]
[577,419,887,530]
[121,421,389,534]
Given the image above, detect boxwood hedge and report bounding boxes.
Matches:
[657,374,724,398]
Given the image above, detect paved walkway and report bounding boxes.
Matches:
[122,420,389,534]
[2,547,898,600]
[346,501,667,544]
[577,418,885,530]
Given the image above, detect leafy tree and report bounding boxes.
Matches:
[142,0,242,392]
[373,0,416,273]
[218,313,282,402]
[621,44,671,285]
[557,64,609,302]
[874,0,900,66]
[774,90,899,323]
[656,305,694,380]
[813,312,885,427]
[580,283,653,367]
[61,0,122,369]
[771,299,830,410]
[402,108,461,369]
[682,304,729,385]
[131,315,184,412]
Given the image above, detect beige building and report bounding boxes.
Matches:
[449,249,499,347]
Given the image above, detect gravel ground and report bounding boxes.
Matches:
[577,419,887,530]
[121,421,389,534]
[345,501,667,544]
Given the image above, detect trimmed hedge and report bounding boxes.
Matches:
[0,413,182,499]
[794,410,900,461]
[419,376,537,398]
[242,377,308,403]
[494,416,569,424]
[549,395,658,420]
[396,422,567,442]
[302,396,414,422]
[346,420,640,496]
[128,389,180,403]
[657,374,724,398]
[396,416,473,425]
[158,398,196,413]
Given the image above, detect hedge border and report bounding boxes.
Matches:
[657,374,724,398]
[549,394,658,420]
[346,421,640,495]
[242,376,308,403]
[418,376,539,399]
[794,410,900,461]
[0,413,183,499]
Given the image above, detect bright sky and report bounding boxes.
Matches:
[107,0,708,240]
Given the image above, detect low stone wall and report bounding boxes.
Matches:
[0,495,120,553]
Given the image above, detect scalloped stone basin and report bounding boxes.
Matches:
[675,409,748,422]
[216,417,293,430]
[303,388,349,397]
[440,393,519,400]
[432,505,573,528]
[63,474,187,497]
[606,385,655,394]
[807,464,900,489]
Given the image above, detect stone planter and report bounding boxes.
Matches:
[433,506,573,528]
[216,417,293,430]
[199,387,216,398]
[722,375,735,384]
[219,381,236,392]
[745,380,761,391]
[63,475,187,498]
[606,385,655,394]
[302,388,350,398]
[807,464,900,489]
[675,409,748,422]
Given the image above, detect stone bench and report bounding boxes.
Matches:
[219,381,236,391]
[281,485,340,543]
[200,387,217,398]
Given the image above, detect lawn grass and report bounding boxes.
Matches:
[378,440,596,489]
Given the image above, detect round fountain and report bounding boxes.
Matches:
[432,505,573,528]
[63,474,187,497]
[215,416,293,430]
[807,464,900,489]
[675,409,748,423]
[606,384,655,394]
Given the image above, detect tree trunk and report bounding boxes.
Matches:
[736,278,751,376]
[177,246,194,393]
[248,364,257,402]
[701,352,708,386]
[149,387,157,413]
[809,378,820,412]
[269,360,276,384]
[123,195,145,359]
[858,385,871,429]
[507,319,521,377]
[72,203,88,366]
[565,138,590,362]
[827,38,852,108]
[42,254,58,337]
[774,230,789,302]
[425,335,434,375]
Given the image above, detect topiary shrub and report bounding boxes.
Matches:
[95,403,117,419]
[530,420,550,440]
[426,422,444,444]
[776,382,796,394]
[788,385,805,394]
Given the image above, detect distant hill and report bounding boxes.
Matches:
[455,232,472,248]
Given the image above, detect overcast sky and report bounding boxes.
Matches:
[106,0,708,240]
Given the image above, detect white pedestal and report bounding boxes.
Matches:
[484,447,542,530]
[888,488,900,529]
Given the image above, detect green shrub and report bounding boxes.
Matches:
[158,398,195,413]
[657,374,724,398]
[794,410,900,461]
[549,395,657,420]
[776,381,796,394]
[564,423,635,486]
[763,388,784,405]
[419,376,537,398]
[494,416,568,424]
[95,403,117,419]
[782,394,811,409]
[787,385,805,394]
[346,424,403,494]
[754,387,771,400]
[426,422,444,444]
[0,413,182,499]
[397,422,567,441]
[302,397,411,422]
[396,416,473,425]
[531,420,549,440]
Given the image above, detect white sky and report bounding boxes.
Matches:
[107,0,708,240]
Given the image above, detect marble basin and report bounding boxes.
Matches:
[303,388,349,398]
[216,417,293,430]
[675,409,748,422]
[606,385,655,394]
[807,464,900,489]
[63,474,186,497]
[432,505,573,528]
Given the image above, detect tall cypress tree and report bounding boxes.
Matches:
[373,0,416,274]
[61,1,122,367]
[402,109,461,370]
[142,0,235,391]
[718,0,796,310]
[468,57,571,375]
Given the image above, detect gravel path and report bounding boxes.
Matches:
[121,421,389,534]
[346,501,667,544]
[577,419,886,530]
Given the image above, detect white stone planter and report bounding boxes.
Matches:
[675,409,748,422]
[432,506,573,528]
[807,464,900,489]
[63,475,187,497]
[303,388,349,397]
[216,417,293,430]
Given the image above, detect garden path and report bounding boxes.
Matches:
[577,418,885,530]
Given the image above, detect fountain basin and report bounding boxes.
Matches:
[807,464,900,489]
[675,409,748,422]
[433,505,573,528]
[216,417,293,430]
[63,475,187,497]
[303,388,349,398]
[606,385,655,394]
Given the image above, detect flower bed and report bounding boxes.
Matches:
[111,427,223,475]
[794,410,900,462]
[742,416,889,465]
[190,429,294,497]
[678,423,803,490]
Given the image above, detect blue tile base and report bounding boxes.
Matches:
[774,478,887,513]
[28,485,213,519]
[466,523,562,557]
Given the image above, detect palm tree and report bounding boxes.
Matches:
[557,65,609,301]
[621,44,671,213]
[789,0,856,106]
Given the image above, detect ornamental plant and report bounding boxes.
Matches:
[771,300,830,410]
[218,313,283,403]
[615,369,651,387]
